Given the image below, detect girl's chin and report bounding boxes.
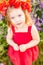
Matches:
[16,23,24,27]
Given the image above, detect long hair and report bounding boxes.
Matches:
[24,10,34,26]
[6,7,34,27]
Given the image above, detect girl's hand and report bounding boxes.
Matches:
[19,44,27,52]
[13,44,19,51]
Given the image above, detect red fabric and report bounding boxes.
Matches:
[7,25,39,65]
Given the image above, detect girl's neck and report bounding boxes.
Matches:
[11,23,28,32]
[14,23,26,30]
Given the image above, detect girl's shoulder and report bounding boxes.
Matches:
[7,25,14,33]
[31,24,38,34]
[31,24,37,30]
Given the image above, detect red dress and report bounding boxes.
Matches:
[8,25,39,65]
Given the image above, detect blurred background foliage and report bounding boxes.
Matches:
[0,0,43,65]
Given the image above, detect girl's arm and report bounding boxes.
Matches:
[6,27,19,51]
[25,24,40,49]
[19,24,40,52]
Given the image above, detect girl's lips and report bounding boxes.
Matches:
[16,22,22,25]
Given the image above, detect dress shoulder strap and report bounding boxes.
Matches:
[28,26,32,32]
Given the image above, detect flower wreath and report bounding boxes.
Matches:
[0,0,32,16]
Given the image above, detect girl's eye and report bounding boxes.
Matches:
[11,17,15,19]
[18,14,21,17]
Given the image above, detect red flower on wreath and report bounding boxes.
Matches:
[14,1,21,8]
[0,0,9,16]
[8,0,16,6]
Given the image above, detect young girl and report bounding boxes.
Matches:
[6,7,40,65]
[0,0,40,65]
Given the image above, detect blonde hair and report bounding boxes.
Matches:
[24,10,34,26]
[6,7,34,27]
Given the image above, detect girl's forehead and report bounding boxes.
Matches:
[9,8,24,16]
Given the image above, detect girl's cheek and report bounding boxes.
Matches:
[11,19,18,25]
